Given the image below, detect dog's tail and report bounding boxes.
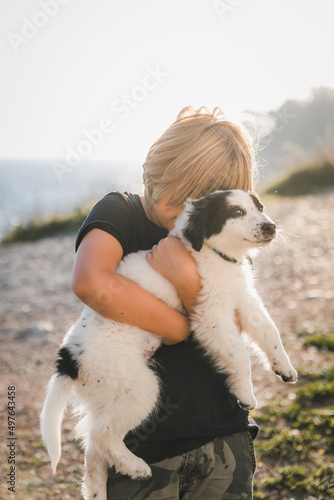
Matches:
[40,373,73,475]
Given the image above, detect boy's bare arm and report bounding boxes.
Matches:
[72,229,191,344]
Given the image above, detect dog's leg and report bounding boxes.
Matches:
[83,443,108,500]
[238,290,298,383]
[192,315,257,410]
[86,362,159,481]
[92,427,152,480]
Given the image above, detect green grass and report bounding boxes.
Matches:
[252,332,334,499]
[263,464,334,498]
[263,159,334,197]
[303,333,334,352]
[1,206,89,245]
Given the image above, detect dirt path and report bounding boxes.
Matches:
[1,192,333,499]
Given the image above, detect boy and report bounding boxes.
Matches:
[72,106,258,499]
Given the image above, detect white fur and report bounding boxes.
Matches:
[40,189,297,500]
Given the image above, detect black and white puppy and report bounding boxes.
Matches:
[40,189,297,500]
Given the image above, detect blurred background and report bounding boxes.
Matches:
[0,0,334,240]
[1,2,334,499]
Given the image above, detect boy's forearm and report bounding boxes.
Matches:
[74,271,191,344]
[172,271,201,315]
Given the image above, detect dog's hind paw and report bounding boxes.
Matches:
[134,465,152,480]
[118,458,152,481]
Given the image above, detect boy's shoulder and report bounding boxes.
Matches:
[100,190,140,205]
[75,191,143,253]
[93,191,143,218]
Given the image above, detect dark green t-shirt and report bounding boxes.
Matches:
[75,191,258,463]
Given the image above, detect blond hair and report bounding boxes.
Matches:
[142,106,256,206]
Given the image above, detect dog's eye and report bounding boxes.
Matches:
[234,209,245,217]
[258,204,264,212]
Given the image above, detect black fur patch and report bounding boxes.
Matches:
[250,192,263,211]
[56,346,79,379]
[182,190,240,251]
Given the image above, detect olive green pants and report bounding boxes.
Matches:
[107,431,256,499]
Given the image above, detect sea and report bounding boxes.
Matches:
[0,159,143,240]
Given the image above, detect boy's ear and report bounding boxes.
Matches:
[182,197,214,251]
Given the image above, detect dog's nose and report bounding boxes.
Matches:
[261,222,276,235]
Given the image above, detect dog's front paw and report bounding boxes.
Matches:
[232,383,257,410]
[275,367,298,383]
[272,356,298,384]
[234,389,257,410]
[237,396,257,411]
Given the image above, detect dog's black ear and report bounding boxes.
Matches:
[182,196,217,251]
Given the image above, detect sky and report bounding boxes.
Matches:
[0,0,334,163]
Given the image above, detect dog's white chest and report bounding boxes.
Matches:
[196,255,249,306]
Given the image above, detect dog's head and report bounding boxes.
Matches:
[179,190,276,254]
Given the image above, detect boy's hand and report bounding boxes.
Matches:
[146,236,201,314]
[146,236,194,281]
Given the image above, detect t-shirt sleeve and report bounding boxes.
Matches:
[75,192,134,255]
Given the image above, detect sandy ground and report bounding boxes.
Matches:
[1,192,333,499]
